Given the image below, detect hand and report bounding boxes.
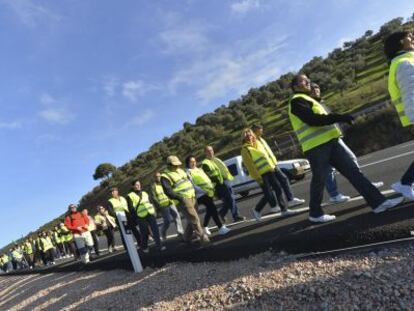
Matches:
[336,114,354,125]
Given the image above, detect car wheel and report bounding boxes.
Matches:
[239,191,250,198]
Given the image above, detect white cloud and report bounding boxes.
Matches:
[4,0,61,28]
[122,80,158,102]
[128,110,154,126]
[169,36,288,103]
[230,0,260,14]
[0,121,22,129]
[159,26,209,55]
[38,93,74,125]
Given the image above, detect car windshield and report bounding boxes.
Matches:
[227,164,238,176]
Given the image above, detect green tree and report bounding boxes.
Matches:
[93,163,117,180]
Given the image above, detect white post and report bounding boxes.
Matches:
[116,212,143,273]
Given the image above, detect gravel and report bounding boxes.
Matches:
[1,244,414,310]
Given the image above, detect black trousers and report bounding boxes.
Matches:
[136,215,161,249]
[401,161,414,185]
[103,227,115,249]
[198,195,223,228]
[90,230,100,255]
[255,171,288,212]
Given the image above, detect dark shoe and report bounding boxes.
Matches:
[233,215,246,222]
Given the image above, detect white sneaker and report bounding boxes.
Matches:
[329,194,350,204]
[281,209,299,217]
[251,208,261,221]
[160,246,167,251]
[204,227,212,236]
[372,181,384,188]
[391,182,414,201]
[288,198,305,207]
[142,247,150,253]
[309,214,336,223]
[373,197,404,214]
[269,207,281,213]
[218,225,231,235]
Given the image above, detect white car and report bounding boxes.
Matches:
[224,155,310,197]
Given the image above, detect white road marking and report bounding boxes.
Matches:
[360,150,414,168]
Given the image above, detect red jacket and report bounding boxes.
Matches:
[65,212,90,234]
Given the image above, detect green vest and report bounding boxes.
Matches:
[288,93,342,152]
[162,168,196,199]
[151,183,171,208]
[40,237,54,252]
[60,226,73,242]
[12,250,23,260]
[23,242,33,255]
[109,196,129,213]
[53,231,61,244]
[127,191,156,218]
[388,51,414,127]
[242,143,274,175]
[257,137,278,167]
[188,167,215,198]
[1,254,9,263]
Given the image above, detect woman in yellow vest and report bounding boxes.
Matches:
[241,128,295,221]
[185,155,231,236]
[40,231,56,266]
[126,179,165,253]
[95,206,117,253]
[384,31,414,200]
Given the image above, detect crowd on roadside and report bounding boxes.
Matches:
[1,30,413,273]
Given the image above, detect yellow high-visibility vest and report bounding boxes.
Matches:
[162,168,195,199]
[188,167,215,198]
[388,51,414,127]
[40,237,54,252]
[108,196,129,213]
[23,242,33,255]
[127,191,156,218]
[257,137,278,167]
[288,93,342,152]
[242,143,274,176]
[151,183,171,208]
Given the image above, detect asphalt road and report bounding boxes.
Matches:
[15,140,414,273]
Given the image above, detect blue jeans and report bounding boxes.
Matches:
[305,139,386,217]
[274,166,294,201]
[325,166,339,198]
[137,214,162,249]
[216,180,239,220]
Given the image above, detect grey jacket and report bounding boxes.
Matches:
[396,55,414,124]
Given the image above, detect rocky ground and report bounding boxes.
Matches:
[1,244,414,311]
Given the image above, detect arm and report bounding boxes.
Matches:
[290,97,350,126]
[160,176,182,201]
[396,61,414,123]
[241,147,262,183]
[106,201,116,217]
[64,216,76,231]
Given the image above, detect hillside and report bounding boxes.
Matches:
[2,17,413,251]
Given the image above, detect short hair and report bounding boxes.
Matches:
[109,187,118,193]
[310,82,320,89]
[131,179,140,186]
[205,145,213,151]
[384,31,410,61]
[185,155,196,168]
[251,124,263,131]
[290,74,305,90]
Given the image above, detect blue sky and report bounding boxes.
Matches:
[0,0,412,248]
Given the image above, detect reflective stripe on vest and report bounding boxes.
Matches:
[243,144,274,175]
[188,167,215,197]
[109,196,129,213]
[257,137,278,167]
[162,168,196,199]
[151,183,171,208]
[388,51,414,127]
[127,191,156,218]
[288,93,342,152]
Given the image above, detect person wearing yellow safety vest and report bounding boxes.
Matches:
[185,155,231,236]
[107,187,142,249]
[23,239,35,269]
[288,74,403,223]
[39,231,56,265]
[202,146,245,223]
[11,246,26,270]
[95,206,117,253]
[52,225,66,259]
[151,171,184,240]
[127,179,165,253]
[58,222,77,259]
[251,124,306,208]
[385,31,414,201]
[241,128,298,221]
[1,253,12,272]
[161,155,210,246]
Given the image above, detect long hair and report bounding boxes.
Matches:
[185,155,195,169]
[241,128,257,146]
[384,31,410,61]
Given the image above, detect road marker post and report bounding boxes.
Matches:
[116,212,143,273]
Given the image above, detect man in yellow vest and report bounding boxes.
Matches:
[202,146,245,223]
[127,179,165,253]
[288,74,403,222]
[385,31,414,200]
[39,231,56,265]
[1,253,12,272]
[23,239,35,269]
[107,186,142,249]
[161,155,210,246]
[251,124,305,209]
[151,171,184,240]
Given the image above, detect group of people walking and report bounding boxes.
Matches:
[2,30,414,272]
